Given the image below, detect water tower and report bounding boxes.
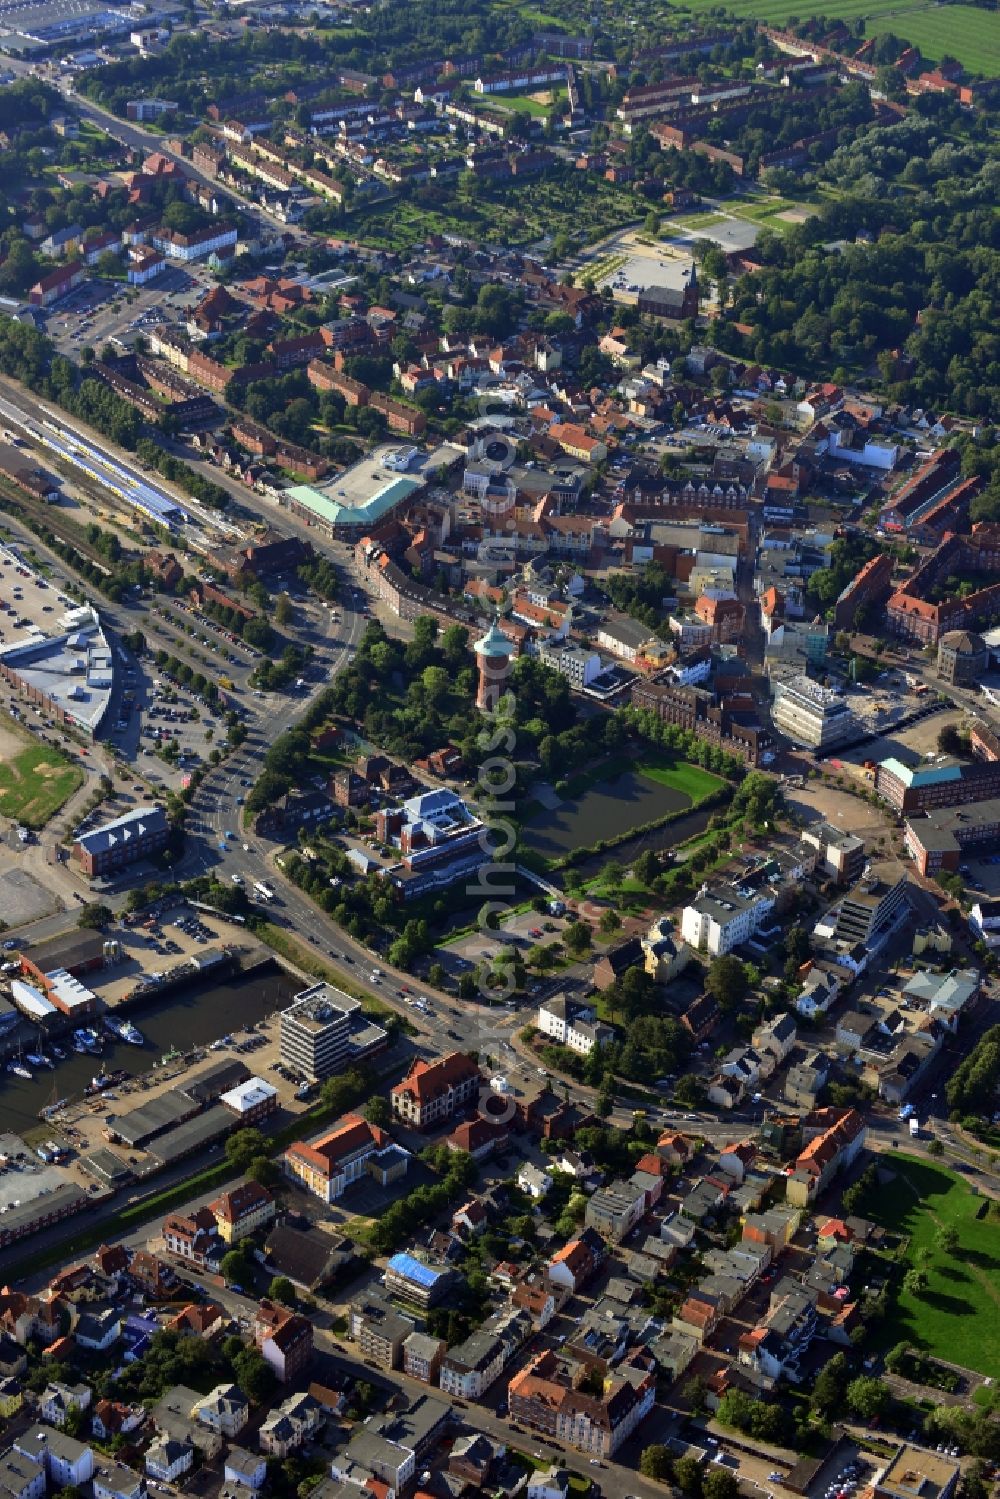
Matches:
[473,615,514,713]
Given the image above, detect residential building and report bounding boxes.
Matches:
[330,1428,414,1499]
[252,1302,313,1383]
[383,1253,457,1309]
[223,1448,267,1490]
[439,1310,530,1400]
[151,223,238,262]
[784,1050,830,1108]
[753,1013,797,1069]
[390,1051,480,1128]
[786,1109,866,1207]
[508,1348,655,1456]
[546,1229,606,1294]
[92,1463,147,1499]
[640,917,691,983]
[402,1331,446,1385]
[15,1428,94,1489]
[738,1282,818,1385]
[162,1207,219,1267]
[348,1293,414,1371]
[970,896,1000,949]
[144,1439,192,1484]
[536,995,614,1055]
[0,1450,45,1499]
[39,1381,92,1426]
[209,1181,276,1244]
[258,1392,321,1457]
[585,1180,647,1242]
[517,1164,552,1200]
[0,1379,24,1418]
[681,881,776,956]
[192,1384,248,1438]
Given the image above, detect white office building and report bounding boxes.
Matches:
[772,675,855,751]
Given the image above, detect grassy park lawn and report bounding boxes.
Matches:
[492,87,567,116]
[639,754,724,801]
[867,1155,1000,1377]
[0,736,84,827]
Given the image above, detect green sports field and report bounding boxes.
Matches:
[678,0,1000,73]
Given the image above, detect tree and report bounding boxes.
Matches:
[78,902,113,929]
[938,723,964,756]
[364,1096,391,1128]
[268,1276,296,1306]
[226,1128,268,1171]
[640,1445,673,1482]
[683,1375,708,1413]
[811,1352,849,1415]
[674,1074,705,1108]
[231,1346,276,1403]
[274,593,293,626]
[846,1376,891,1420]
[935,1225,959,1255]
[903,1267,929,1297]
[564,919,592,955]
[706,954,748,1011]
[704,1471,739,1499]
[674,1456,704,1496]
[221,1249,251,1287]
[247,1154,278,1187]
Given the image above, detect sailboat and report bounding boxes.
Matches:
[7,1045,31,1079]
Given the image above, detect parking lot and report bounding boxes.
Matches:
[106,667,228,794]
[47,264,211,359]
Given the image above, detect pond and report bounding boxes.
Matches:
[521,769,693,861]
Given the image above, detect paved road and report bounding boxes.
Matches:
[124,1253,667,1499]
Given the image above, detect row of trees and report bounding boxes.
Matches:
[946,1022,1000,1117]
[366,1147,475,1254]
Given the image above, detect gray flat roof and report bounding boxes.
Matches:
[109,1088,198,1147]
[145,1104,232,1164]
